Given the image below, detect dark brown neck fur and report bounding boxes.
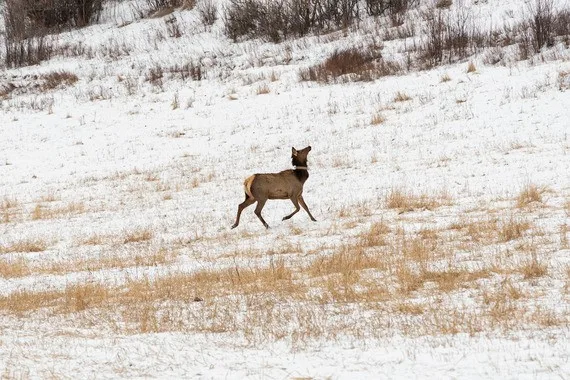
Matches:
[293,168,309,183]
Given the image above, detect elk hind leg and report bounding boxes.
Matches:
[232,194,255,229]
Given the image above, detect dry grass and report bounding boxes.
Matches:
[31,202,85,220]
[359,221,391,247]
[385,188,452,212]
[1,197,18,210]
[370,112,386,125]
[516,184,547,208]
[393,91,412,102]
[498,216,531,242]
[0,239,47,254]
[256,84,270,95]
[440,73,451,82]
[467,61,477,73]
[0,187,565,345]
[123,228,154,244]
[0,257,31,278]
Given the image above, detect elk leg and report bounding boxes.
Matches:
[282,197,300,221]
[254,199,269,229]
[298,195,317,222]
[231,194,255,229]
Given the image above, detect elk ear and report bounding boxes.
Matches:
[292,147,298,156]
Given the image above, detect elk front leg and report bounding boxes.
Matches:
[298,195,317,221]
[282,197,301,221]
[254,199,269,229]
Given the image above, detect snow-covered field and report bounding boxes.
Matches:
[1,0,570,378]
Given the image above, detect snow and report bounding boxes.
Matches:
[1,0,570,378]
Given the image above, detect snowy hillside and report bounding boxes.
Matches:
[1,0,570,378]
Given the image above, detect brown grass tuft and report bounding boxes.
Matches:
[0,239,47,254]
[516,184,546,208]
[0,257,31,278]
[256,84,270,95]
[370,112,386,125]
[359,221,391,247]
[385,188,452,212]
[467,61,477,73]
[498,216,531,242]
[393,91,412,102]
[31,202,85,220]
[123,228,154,244]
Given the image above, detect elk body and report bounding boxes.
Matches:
[231,146,317,229]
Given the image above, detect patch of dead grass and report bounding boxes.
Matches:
[31,202,85,220]
[123,228,154,244]
[516,184,547,208]
[385,188,452,213]
[0,239,48,254]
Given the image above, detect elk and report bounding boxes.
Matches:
[231,146,317,229]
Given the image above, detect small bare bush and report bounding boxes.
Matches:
[435,0,452,9]
[145,0,184,16]
[4,36,55,68]
[300,47,400,83]
[197,0,218,26]
[40,71,79,90]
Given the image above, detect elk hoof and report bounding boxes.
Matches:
[311,218,317,222]
[231,224,238,229]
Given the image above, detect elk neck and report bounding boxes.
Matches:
[293,165,309,182]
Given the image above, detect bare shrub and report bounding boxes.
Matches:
[4,0,104,38]
[197,0,218,26]
[224,0,362,42]
[165,15,182,38]
[223,0,263,42]
[435,0,452,9]
[364,0,419,23]
[4,36,55,68]
[145,0,184,16]
[40,70,79,90]
[300,47,400,83]
[418,7,484,69]
[527,0,555,52]
[419,8,446,67]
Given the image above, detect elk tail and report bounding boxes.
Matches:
[243,175,256,199]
